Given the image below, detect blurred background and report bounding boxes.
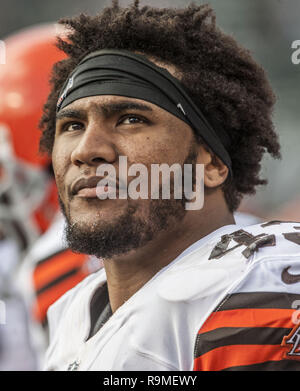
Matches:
[0,0,299,371]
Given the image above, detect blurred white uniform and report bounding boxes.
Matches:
[17,212,102,369]
[0,239,38,370]
[0,24,65,371]
[15,213,66,369]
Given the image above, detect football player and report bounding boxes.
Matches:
[0,23,64,370]
[41,1,300,371]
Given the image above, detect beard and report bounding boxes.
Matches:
[59,143,198,259]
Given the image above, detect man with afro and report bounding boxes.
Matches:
[41,1,300,371]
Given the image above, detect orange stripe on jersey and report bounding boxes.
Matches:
[33,250,88,291]
[33,271,87,322]
[199,308,295,334]
[194,307,298,370]
[194,344,287,371]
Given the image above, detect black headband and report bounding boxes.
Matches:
[57,49,232,174]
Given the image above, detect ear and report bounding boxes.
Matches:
[196,144,229,188]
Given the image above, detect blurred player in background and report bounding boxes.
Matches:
[0,23,62,370]
[26,210,102,360]
[0,24,98,370]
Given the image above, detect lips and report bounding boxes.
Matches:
[71,176,119,198]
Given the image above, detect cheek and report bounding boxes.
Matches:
[123,125,193,167]
[52,143,70,199]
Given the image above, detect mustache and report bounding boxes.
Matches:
[70,175,127,197]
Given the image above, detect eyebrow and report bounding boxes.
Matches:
[56,100,153,121]
[56,108,87,121]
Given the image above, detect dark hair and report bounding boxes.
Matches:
[40,0,280,212]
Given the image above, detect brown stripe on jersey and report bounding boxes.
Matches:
[261,220,283,227]
[221,359,300,371]
[193,290,299,370]
[260,220,297,227]
[214,292,300,312]
[194,343,291,371]
[194,326,291,358]
[36,267,81,296]
[33,272,88,323]
[35,248,68,266]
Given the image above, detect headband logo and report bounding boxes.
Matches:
[57,76,74,110]
[177,103,186,116]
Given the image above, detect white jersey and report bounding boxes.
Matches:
[233,211,262,226]
[44,221,300,371]
[0,239,38,370]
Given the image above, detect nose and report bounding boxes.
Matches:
[70,119,117,167]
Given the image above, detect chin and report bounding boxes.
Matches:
[70,205,127,229]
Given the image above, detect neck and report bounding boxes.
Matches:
[103,195,235,313]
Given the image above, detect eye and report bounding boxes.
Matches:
[61,121,84,132]
[117,115,148,126]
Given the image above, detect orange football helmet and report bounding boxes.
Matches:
[0,24,65,252]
